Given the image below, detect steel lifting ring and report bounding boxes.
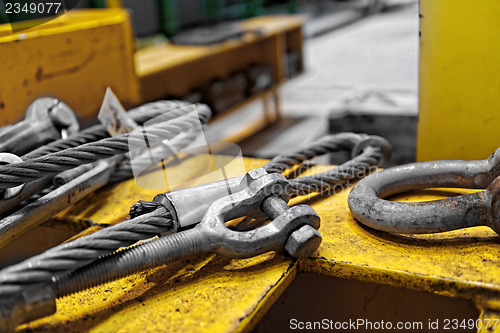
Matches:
[348,148,500,235]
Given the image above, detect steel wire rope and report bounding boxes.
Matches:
[0,102,212,297]
[9,102,210,209]
[0,132,390,299]
[0,107,212,190]
[0,208,172,297]
[263,133,368,173]
[23,101,205,160]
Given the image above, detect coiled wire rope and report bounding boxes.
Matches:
[0,107,210,189]
[0,132,391,298]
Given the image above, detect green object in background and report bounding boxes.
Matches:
[158,0,177,36]
[91,0,107,8]
[261,0,298,14]
[245,0,262,17]
[246,0,298,18]
[203,0,248,23]
[286,0,298,13]
[0,1,9,24]
[204,0,222,22]
[0,0,300,29]
[222,1,247,20]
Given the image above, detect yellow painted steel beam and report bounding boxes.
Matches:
[418,0,500,161]
[15,157,500,332]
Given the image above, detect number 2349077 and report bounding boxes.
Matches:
[5,2,63,15]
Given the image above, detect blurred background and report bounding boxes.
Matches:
[0,0,418,166]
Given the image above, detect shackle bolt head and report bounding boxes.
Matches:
[285,224,322,258]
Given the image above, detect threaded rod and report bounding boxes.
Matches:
[55,228,210,297]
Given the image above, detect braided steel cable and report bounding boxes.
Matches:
[0,207,172,297]
[23,101,203,160]
[10,130,204,209]
[52,142,384,298]
[0,108,211,190]
[23,127,110,160]
[288,146,382,195]
[0,104,213,297]
[2,102,211,213]
[0,132,391,302]
[263,133,369,174]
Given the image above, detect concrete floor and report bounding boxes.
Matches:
[283,2,419,116]
[236,1,419,159]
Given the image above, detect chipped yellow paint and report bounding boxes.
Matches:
[20,253,294,333]
[16,160,500,332]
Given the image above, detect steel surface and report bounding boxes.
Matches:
[348,149,500,234]
[15,159,500,333]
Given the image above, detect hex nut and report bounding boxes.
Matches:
[285,225,322,258]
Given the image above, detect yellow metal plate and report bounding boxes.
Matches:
[418,0,500,161]
[24,254,295,333]
[17,159,500,332]
[0,9,140,125]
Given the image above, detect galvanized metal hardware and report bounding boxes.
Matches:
[0,284,55,333]
[348,148,500,234]
[0,101,211,219]
[0,168,321,330]
[0,132,386,331]
[0,98,79,156]
[0,132,381,319]
[0,98,79,201]
[0,105,208,192]
[55,168,320,293]
[150,134,392,230]
[152,177,242,230]
[0,159,117,248]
